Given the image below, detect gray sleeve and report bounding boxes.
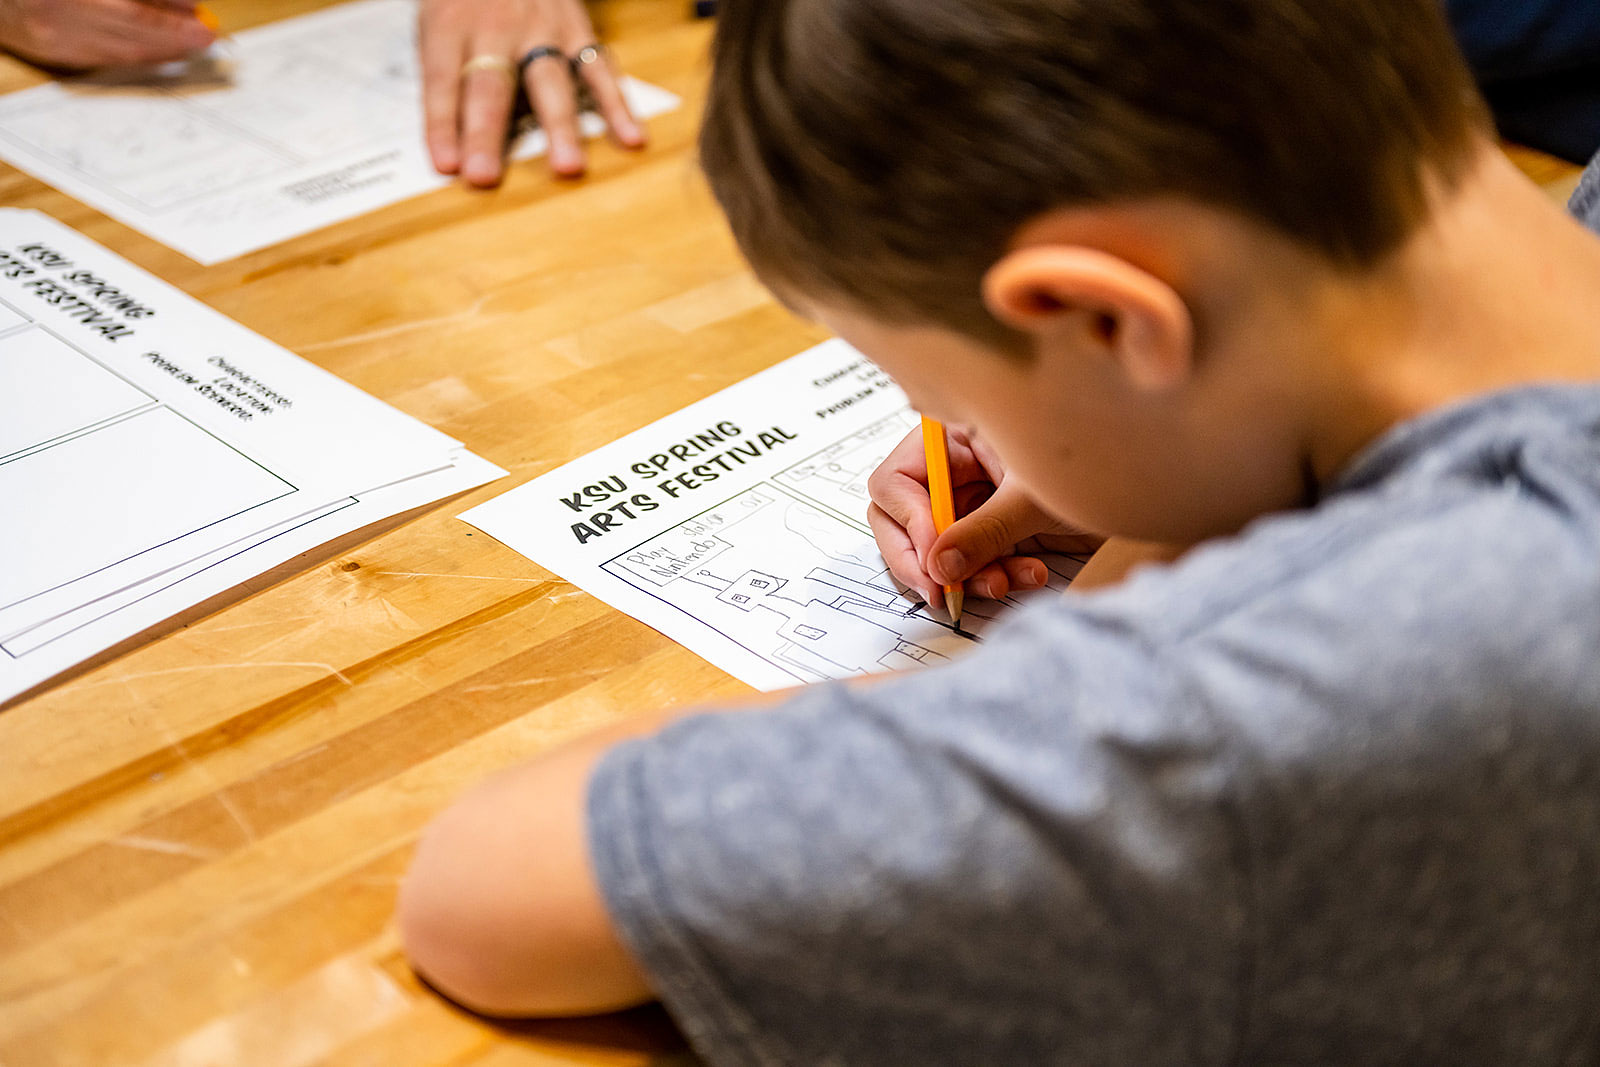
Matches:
[586,607,1248,1067]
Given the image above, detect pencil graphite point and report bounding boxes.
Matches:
[944,586,963,628]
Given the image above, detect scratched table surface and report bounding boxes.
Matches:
[0,2,1586,1062]
[0,1,793,1063]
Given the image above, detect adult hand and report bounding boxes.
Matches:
[867,425,1103,606]
[0,0,213,70]
[419,0,646,188]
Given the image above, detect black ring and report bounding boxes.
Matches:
[517,45,566,73]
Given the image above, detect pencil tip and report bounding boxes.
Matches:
[943,587,964,629]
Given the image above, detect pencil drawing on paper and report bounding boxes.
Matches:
[603,481,1084,686]
[773,409,919,524]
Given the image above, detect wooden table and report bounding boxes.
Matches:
[0,3,1586,1062]
[0,2,806,1062]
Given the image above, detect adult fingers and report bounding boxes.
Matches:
[928,481,1058,586]
[522,47,584,176]
[868,502,937,606]
[88,0,212,66]
[457,49,520,186]
[571,45,644,148]
[419,4,468,174]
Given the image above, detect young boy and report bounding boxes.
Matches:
[399,0,1600,1061]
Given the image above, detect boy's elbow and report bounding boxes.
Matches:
[398,806,553,1016]
[398,754,654,1018]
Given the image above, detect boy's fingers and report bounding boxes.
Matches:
[929,483,1054,585]
[868,429,929,484]
[962,555,1050,602]
[953,480,994,517]
[868,502,938,605]
[866,465,933,536]
[965,561,1012,601]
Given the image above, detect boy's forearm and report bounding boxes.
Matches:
[399,726,653,1017]
[399,686,799,1017]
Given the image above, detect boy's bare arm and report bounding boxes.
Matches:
[399,689,794,1017]
[399,723,649,1017]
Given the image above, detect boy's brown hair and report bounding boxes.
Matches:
[699,0,1491,347]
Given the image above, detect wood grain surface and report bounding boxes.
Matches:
[0,2,783,1063]
[0,4,1584,1063]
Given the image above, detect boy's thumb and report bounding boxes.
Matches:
[928,485,1049,585]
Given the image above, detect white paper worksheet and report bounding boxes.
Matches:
[0,210,505,702]
[0,0,681,264]
[462,341,1087,692]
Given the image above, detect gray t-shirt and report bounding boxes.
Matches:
[587,158,1600,1065]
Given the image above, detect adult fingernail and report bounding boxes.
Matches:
[1018,560,1048,589]
[552,144,583,174]
[934,547,966,583]
[463,153,497,185]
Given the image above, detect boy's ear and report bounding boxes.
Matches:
[981,246,1194,392]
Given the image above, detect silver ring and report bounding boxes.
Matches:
[570,43,605,68]
[459,54,515,82]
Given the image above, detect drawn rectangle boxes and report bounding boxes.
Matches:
[717,570,785,609]
[609,487,779,588]
[0,327,154,460]
[0,406,294,640]
[774,410,918,525]
[775,600,913,674]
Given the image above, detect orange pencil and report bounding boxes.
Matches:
[194,4,220,33]
[920,415,964,627]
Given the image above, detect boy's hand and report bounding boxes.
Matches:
[0,0,214,69]
[867,425,1103,605]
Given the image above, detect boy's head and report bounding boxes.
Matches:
[699,0,1495,541]
[700,0,1488,346]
